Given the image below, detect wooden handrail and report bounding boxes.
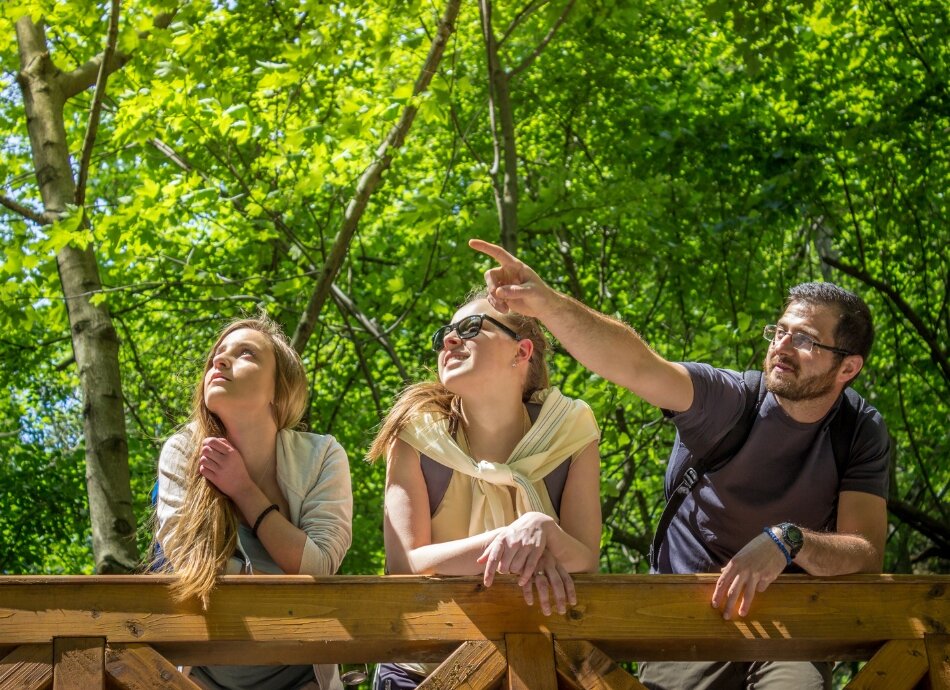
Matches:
[1,574,948,689]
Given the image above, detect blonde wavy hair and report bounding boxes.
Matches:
[367,290,549,461]
[158,315,307,605]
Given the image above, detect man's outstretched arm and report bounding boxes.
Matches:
[470,238,693,412]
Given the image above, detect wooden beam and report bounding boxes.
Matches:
[926,635,950,690]
[506,633,556,690]
[0,645,51,690]
[105,644,199,690]
[419,641,506,689]
[555,641,646,690]
[52,638,103,690]
[0,575,947,663]
[844,640,928,690]
[152,639,458,667]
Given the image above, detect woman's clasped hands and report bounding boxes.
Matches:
[477,511,576,616]
[197,436,254,499]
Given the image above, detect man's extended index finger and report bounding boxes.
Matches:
[468,238,518,267]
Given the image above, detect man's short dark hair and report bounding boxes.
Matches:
[786,282,874,360]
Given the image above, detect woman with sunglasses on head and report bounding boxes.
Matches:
[154,315,352,690]
[368,290,602,689]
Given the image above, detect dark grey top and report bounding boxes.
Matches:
[657,363,890,575]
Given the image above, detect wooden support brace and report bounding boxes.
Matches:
[506,633,556,690]
[844,639,928,690]
[0,645,52,690]
[105,644,199,690]
[53,637,104,690]
[419,640,507,690]
[925,634,950,690]
[555,641,647,690]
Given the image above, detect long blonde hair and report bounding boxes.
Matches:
[159,315,307,605]
[367,290,549,461]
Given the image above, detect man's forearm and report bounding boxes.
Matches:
[793,529,883,576]
[536,291,693,412]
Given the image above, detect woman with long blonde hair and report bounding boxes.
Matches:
[368,290,602,689]
[155,315,352,690]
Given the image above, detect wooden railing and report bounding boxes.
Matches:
[1,574,948,689]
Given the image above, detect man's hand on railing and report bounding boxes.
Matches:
[711,531,787,620]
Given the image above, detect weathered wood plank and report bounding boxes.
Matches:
[506,633,555,690]
[0,645,51,690]
[0,575,947,663]
[52,638,103,690]
[104,644,198,690]
[555,641,646,690]
[152,639,457,666]
[419,641,506,690]
[844,640,928,690]
[926,634,950,690]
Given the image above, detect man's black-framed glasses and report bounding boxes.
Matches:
[763,324,854,357]
[431,314,521,352]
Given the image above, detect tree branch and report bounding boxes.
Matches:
[0,192,50,225]
[290,0,463,355]
[821,254,950,386]
[508,0,575,80]
[75,0,121,207]
[333,292,383,417]
[331,283,409,382]
[59,11,176,99]
[888,498,950,559]
[498,0,547,48]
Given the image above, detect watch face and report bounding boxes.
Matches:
[781,523,804,556]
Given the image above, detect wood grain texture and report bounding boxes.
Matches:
[419,641,506,690]
[506,634,555,690]
[0,575,946,665]
[52,638,103,690]
[555,641,646,690]
[926,635,950,690]
[844,640,928,690]
[0,645,52,690]
[104,644,199,690]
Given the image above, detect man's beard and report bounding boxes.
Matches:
[763,356,839,401]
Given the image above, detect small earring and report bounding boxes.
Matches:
[511,358,519,368]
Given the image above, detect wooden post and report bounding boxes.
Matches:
[925,634,950,690]
[52,638,104,690]
[506,633,556,690]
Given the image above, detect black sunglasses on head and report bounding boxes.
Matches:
[431,314,521,352]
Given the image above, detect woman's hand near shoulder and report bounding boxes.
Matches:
[197,436,256,501]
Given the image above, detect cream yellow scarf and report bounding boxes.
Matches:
[399,387,599,534]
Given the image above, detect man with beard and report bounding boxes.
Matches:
[471,239,889,690]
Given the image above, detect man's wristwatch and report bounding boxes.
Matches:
[777,522,804,559]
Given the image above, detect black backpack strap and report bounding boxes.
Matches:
[649,370,767,571]
[829,387,861,480]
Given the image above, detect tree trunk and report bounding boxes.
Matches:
[15,17,137,574]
